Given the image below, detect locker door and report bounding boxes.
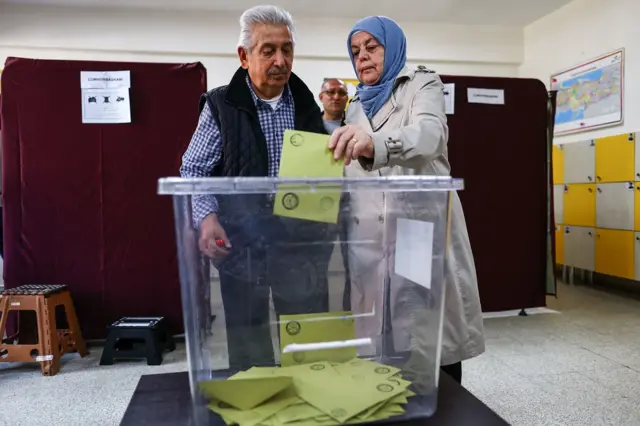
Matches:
[635,132,640,181]
[596,182,635,230]
[595,133,635,183]
[552,145,565,185]
[564,226,595,270]
[564,140,595,183]
[555,225,564,265]
[595,229,635,279]
[563,184,596,227]
[635,184,640,231]
[635,233,640,281]
[553,185,564,225]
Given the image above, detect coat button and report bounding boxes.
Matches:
[378,214,384,223]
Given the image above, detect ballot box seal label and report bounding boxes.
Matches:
[376,383,394,393]
[293,352,305,363]
[285,320,301,335]
[290,133,304,147]
[282,193,299,210]
[310,363,326,371]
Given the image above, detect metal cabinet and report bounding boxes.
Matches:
[563,140,595,184]
[596,182,635,230]
[563,226,595,271]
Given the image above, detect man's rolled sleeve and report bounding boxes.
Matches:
[179,102,223,227]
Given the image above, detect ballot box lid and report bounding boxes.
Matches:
[158,175,463,195]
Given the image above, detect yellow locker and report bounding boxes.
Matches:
[563,184,596,227]
[635,183,640,231]
[555,225,564,265]
[595,133,635,183]
[552,145,565,185]
[595,229,635,279]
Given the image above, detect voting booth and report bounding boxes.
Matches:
[160,174,460,425]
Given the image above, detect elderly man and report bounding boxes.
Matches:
[180,5,336,369]
[319,78,348,134]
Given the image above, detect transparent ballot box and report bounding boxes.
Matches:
[158,176,462,426]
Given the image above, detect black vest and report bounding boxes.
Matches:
[199,67,327,177]
[199,68,337,279]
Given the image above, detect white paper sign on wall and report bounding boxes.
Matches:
[80,70,131,124]
[467,88,505,105]
[443,83,455,115]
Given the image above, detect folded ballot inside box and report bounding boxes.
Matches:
[199,359,416,426]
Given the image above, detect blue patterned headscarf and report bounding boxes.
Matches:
[347,16,407,119]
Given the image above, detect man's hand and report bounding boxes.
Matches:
[328,124,374,166]
[199,214,231,258]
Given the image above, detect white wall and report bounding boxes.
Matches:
[519,0,638,144]
[0,4,523,98]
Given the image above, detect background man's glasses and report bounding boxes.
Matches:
[323,89,348,97]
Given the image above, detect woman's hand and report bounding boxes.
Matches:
[328,125,374,166]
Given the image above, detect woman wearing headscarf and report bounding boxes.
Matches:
[328,16,485,384]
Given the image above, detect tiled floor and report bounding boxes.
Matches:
[1,281,640,425]
[464,283,640,425]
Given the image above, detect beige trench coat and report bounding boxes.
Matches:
[344,66,485,366]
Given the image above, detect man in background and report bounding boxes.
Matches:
[319,78,348,134]
[180,5,336,369]
[318,79,351,311]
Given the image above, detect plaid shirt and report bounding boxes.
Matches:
[180,77,296,226]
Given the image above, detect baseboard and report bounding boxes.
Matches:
[555,266,640,301]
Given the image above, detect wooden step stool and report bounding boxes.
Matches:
[0,284,89,376]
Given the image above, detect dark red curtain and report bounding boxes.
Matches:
[1,57,207,339]
[442,76,548,312]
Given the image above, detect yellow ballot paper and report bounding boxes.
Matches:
[280,311,356,367]
[202,360,416,425]
[208,387,300,426]
[198,376,293,410]
[274,130,344,224]
[289,362,408,424]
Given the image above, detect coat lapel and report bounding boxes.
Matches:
[370,94,397,131]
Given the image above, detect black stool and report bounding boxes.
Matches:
[99,317,175,366]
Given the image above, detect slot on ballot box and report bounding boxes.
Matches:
[159,172,461,425]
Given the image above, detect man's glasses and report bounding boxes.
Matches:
[323,89,348,97]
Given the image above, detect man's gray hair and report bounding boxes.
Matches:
[238,5,296,52]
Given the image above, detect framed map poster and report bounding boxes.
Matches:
[551,48,624,135]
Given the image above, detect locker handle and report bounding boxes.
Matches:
[589,188,594,193]
[596,187,601,193]
[596,176,602,181]
[588,232,592,236]
[587,176,593,181]
[637,186,640,191]
[636,236,639,241]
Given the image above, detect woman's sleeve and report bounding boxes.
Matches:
[361,74,448,171]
